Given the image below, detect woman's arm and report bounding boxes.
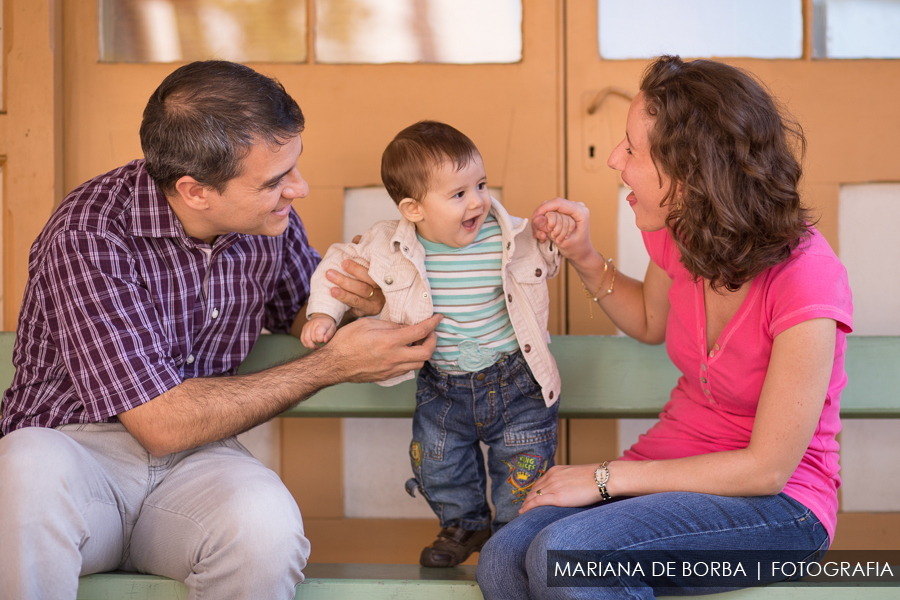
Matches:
[533,198,672,344]
[521,317,837,512]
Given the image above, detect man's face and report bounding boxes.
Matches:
[202,135,308,241]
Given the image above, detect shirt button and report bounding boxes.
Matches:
[476,373,486,381]
[422,292,428,298]
[506,242,511,250]
[384,275,394,285]
[535,268,542,277]
[704,389,711,395]
[211,308,219,319]
[709,350,715,358]
[524,344,531,353]
[702,364,707,371]
[186,355,195,364]
[700,377,707,383]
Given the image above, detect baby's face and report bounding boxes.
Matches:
[414,154,492,248]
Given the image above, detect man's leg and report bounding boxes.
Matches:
[0,425,149,600]
[126,435,310,600]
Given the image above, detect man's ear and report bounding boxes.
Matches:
[398,198,424,222]
[173,176,212,211]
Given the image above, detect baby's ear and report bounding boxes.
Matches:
[398,198,424,222]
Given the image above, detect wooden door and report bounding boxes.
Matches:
[564,0,900,549]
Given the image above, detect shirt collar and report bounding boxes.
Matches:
[128,160,243,251]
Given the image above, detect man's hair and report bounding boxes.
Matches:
[381,121,480,204]
[639,55,812,291]
[140,60,305,195]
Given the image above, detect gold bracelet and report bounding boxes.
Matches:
[602,264,617,297]
[581,258,612,318]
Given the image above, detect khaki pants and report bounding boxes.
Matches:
[0,423,309,599]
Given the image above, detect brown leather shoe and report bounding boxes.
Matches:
[420,526,492,568]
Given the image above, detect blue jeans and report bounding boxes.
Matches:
[476,492,829,599]
[406,351,559,532]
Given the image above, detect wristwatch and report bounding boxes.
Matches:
[594,461,611,501]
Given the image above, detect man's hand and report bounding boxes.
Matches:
[321,313,442,383]
[327,259,385,318]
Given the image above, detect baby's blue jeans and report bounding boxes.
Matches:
[406,351,559,532]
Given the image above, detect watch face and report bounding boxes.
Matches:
[595,466,609,484]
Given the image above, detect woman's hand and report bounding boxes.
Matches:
[532,198,595,266]
[520,463,605,514]
[532,211,576,246]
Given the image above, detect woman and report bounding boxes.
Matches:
[477,55,853,598]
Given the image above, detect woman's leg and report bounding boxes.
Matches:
[517,492,828,600]
[476,505,592,600]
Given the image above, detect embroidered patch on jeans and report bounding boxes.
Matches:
[410,441,423,468]
[504,453,546,504]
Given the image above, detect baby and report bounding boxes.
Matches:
[302,121,567,567]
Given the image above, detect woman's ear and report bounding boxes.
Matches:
[398,198,424,222]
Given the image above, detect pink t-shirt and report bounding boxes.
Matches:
[623,227,853,541]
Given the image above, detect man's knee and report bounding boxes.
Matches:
[207,475,310,571]
[0,428,79,501]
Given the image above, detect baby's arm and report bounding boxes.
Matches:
[301,314,338,349]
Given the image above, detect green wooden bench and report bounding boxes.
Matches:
[0,332,897,599]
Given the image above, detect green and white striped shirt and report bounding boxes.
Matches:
[418,215,519,372]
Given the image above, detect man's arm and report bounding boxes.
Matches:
[118,314,441,456]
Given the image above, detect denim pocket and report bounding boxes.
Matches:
[503,423,557,447]
[412,384,451,461]
[510,362,545,402]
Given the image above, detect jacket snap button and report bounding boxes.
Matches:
[507,294,512,302]
[549,391,554,400]
[476,373,486,381]
[384,275,394,285]
[524,344,531,353]
[535,269,542,277]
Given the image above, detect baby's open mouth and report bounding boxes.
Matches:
[463,217,479,230]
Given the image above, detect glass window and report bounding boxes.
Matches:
[315,0,522,64]
[598,0,802,60]
[100,0,308,63]
[813,0,900,58]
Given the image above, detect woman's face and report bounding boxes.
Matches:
[607,92,676,232]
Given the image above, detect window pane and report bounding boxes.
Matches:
[100,0,307,63]
[315,0,522,64]
[598,0,802,60]
[813,0,900,58]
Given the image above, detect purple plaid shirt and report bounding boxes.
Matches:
[1,159,321,435]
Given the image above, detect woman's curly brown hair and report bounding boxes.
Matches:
[639,55,812,291]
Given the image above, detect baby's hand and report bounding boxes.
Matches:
[301,314,338,349]
[532,211,576,244]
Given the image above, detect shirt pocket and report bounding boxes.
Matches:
[373,259,422,325]
[507,258,550,315]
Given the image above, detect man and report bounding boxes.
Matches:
[0,60,440,599]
